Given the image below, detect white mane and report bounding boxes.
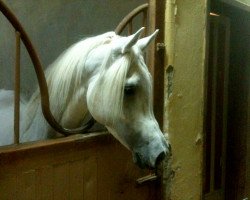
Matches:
[23,32,116,132]
[89,53,132,124]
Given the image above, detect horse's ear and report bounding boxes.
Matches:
[121,27,145,54]
[136,29,159,52]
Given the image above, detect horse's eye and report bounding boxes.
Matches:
[124,85,136,96]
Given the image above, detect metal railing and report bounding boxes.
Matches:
[0,1,95,144]
[115,3,149,35]
[0,1,149,144]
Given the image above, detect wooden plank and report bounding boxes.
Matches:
[219,16,230,198]
[148,0,166,129]
[83,157,98,200]
[220,16,230,199]
[36,166,53,200]
[210,18,219,193]
[53,163,70,200]
[147,0,156,78]
[16,170,37,200]
[204,189,223,200]
[204,15,230,199]
[69,160,84,200]
[97,143,119,200]
[96,141,157,200]
[0,132,109,154]
[0,173,17,200]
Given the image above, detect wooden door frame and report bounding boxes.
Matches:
[147,2,166,199]
[203,15,230,200]
[148,0,166,130]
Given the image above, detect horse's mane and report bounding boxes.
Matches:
[23,32,116,132]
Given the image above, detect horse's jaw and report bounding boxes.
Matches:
[104,122,169,169]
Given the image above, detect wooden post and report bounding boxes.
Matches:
[148,0,166,130]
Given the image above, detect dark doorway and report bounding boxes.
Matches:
[204,1,250,199]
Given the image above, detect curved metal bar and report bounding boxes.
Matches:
[0,0,95,135]
[115,3,149,34]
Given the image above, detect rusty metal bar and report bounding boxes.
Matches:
[128,21,133,35]
[142,10,148,36]
[115,3,148,34]
[14,31,20,144]
[0,0,95,135]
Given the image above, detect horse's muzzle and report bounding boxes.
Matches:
[133,149,166,169]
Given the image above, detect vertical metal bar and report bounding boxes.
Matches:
[142,10,147,37]
[14,31,21,144]
[128,20,132,35]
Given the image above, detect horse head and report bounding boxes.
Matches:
[86,28,170,169]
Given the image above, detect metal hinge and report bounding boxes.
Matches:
[156,43,165,51]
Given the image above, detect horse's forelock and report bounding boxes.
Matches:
[90,53,132,124]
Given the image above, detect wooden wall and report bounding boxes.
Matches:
[0,132,160,200]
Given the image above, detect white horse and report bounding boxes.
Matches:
[0,27,169,168]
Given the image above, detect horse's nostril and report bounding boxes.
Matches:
[155,151,166,166]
